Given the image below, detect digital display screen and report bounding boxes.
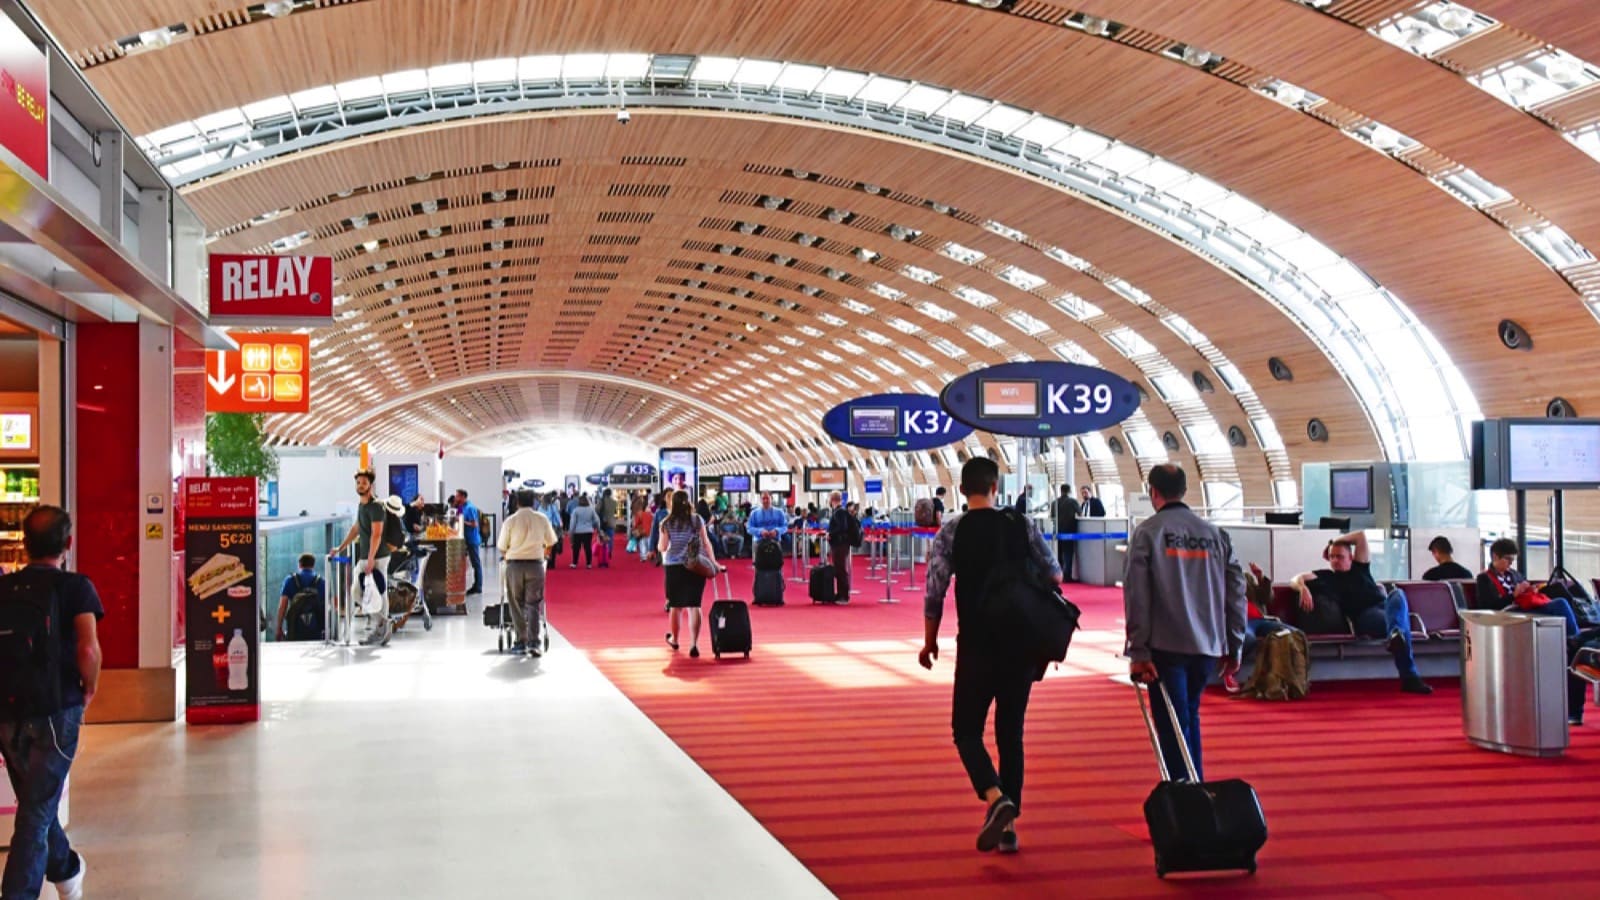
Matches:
[659,448,698,495]
[850,407,898,438]
[806,468,847,492]
[979,379,1040,418]
[1329,468,1373,513]
[388,464,419,503]
[757,471,792,494]
[0,412,32,451]
[721,474,752,492]
[1507,421,1600,487]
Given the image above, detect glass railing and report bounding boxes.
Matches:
[258,515,351,640]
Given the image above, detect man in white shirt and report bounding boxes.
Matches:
[498,489,559,657]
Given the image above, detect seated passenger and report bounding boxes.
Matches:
[1223,563,1297,694]
[1475,538,1584,638]
[1291,531,1433,695]
[719,516,745,559]
[1421,536,1474,581]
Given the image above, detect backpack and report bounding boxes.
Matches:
[285,572,325,641]
[754,538,785,572]
[1545,565,1600,625]
[383,511,407,554]
[0,568,64,720]
[914,498,938,528]
[849,516,863,550]
[980,510,1081,676]
[1238,629,1310,701]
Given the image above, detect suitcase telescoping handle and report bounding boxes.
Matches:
[714,566,732,601]
[1135,680,1200,784]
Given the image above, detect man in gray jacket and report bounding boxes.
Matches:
[1124,464,1246,783]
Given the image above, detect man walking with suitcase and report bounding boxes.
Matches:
[920,458,1061,854]
[1123,464,1247,782]
[825,492,858,603]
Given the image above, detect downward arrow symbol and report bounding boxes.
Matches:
[207,355,236,394]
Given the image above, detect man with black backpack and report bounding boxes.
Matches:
[0,506,101,900]
[825,492,860,603]
[920,458,1062,855]
[275,553,325,641]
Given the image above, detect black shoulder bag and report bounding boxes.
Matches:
[982,510,1081,676]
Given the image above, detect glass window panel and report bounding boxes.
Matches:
[514,55,562,83]
[773,63,827,93]
[1056,129,1111,161]
[840,298,874,315]
[145,122,199,147]
[380,69,429,94]
[289,85,339,110]
[814,69,869,98]
[938,93,993,124]
[998,266,1045,290]
[953,286,997,308]
[874,358,906,376]
[606,54,651,79]
[928,337,966,358]
[425,64,474,90]
[856,76,911,106]
[1208,193,1267,226]
[560,54,607,80]
[1004,310,1048,336]
[1164,174,1229,208]
[1125,428,1165,459]
[973,104,1031,133]
[1131,159,1191,190]
[1336,290,1407,333]
[732,59,784,88]
[1310,259,1375,297]
[193,108,247,133]
[689,56,740,84]
[1013,117,1073,147]
[818,312,847,326]
[1097,143,1152,175]
[1152,372,1198,402]
[899,349,933,367]
[1185,425,1231,456]
[1242,213,1300,247]
[886,317,920,334]
[1273,479,1299,508]
[1079,432,1111,460]
[966,325,1003,348]
[898,84,951,114]
[1250,416,1284,451]
[1104,327,1155,357]
[471,58,518,85]
[916,301,956,322]
[901,264,940,284]
[940,242,985,264]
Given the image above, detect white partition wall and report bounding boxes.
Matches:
[275,449,359,518]
[442,455,505,523]
[1221,525,1342,581]
[1408,527,1482,580]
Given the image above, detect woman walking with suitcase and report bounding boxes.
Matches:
[659,490,714,658]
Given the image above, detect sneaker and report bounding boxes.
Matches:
[1400,675,1434,695]
[510,642,527,654]
[976,796,1018,852]
[53,852,84,900]
[997,830,1018,854]
[1222,671,1241,694]
[528,647,543,658]
[1386,630,1406,655]
[1572,660,1600,683]
[1569,714,1584,727]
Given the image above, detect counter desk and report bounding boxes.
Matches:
[416,537,468,615]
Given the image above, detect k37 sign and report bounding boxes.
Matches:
[821,393,974,451]
[940,362,1141,437]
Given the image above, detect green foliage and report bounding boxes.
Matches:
[205,413,279,480]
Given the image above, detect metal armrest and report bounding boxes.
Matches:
[1409,613,1429,640]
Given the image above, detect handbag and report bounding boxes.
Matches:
[684,517,718,579]
[357,570,385,616]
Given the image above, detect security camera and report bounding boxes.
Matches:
[617,109,630,124]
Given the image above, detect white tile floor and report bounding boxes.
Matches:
[6,565,833,899]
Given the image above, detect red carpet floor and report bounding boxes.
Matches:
[545,549,1600,898]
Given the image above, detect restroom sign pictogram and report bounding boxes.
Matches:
[205,332,311,414]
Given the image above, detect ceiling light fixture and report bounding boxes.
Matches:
[263,1,296,19]
[762,196,785,210]
[1181,45,1213,67]
[489,190,507,202]
[825,208,850,224]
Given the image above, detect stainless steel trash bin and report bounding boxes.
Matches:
[1459,610,1568,758]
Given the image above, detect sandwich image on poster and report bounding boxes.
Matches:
[188,552,251,600]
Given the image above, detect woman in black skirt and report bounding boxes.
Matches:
[658,490,713,658]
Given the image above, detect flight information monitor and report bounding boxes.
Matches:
[806,467,847,492]
[721,474,752,492]
[756,471,792,494]
[1329,468,1374,513]
[849,407,898,438]
[979,379,1040,418]
[1505,419,1600,488]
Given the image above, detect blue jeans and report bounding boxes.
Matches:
[1353,589,1419,679]
[1526,597,1581,638]
[0,706,83,899]
[465,540,483,592]
[1150,651,1212,783]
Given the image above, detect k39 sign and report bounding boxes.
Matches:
[940,362,1141,437]
[821,393,974,451]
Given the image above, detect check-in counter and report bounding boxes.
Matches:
[417,537,467,614]
[1075,518,1130,587]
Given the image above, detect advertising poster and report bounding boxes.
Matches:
[183,477,260,725]
[658,448,698,495]
[563,474,581,495]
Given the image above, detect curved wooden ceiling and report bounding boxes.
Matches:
[30,0,1600,508]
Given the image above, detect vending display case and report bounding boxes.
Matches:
[0,463,41,574]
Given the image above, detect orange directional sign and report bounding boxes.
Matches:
[205,332,311,414]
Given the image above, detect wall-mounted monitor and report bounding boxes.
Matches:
[805,467,847,493]
[720,474,752,492]
[1263,511,1302,526]
[1504,418,1600,489]
[1329,468,1373,514]
[756,471,792,494]
[849,407,898,438]
[978,379,1040,418]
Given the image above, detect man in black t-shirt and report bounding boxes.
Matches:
[921,458,1062,855]
[0,506,102,899]
[932,486,947,525]
[1051,486,1080,581]
[330,469,390,645]
[1420,536,1473,582]
[1292,531,1432,694]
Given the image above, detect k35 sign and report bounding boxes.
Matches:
[940,362,1141,437]
[821,393,974,451]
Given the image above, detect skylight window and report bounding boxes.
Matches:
[836,340,866,355]
[983,221,1028,242]
[773,63,827,94]
[1013,117,1073,148]
[952,286,997,308]
[916,301,956,322]
[517,56,562,82]
[831,372,858,388]
[1104,327,1155,357]
[899,349,933,367]
[1183,424,1231,456]
[797,325,824,338]
[937,93,992,124]
[858,329,891,345]
[966,325,1003,348]
[874,358,907,376]
[940,242,985,265]
[857,75,911,106]
[998,266,1046,291]
[1004,310,1049,336]
[1051,293,1101,321]
[814,69,869,98]
[899,84,951,115]
[886,317,920,334]
[1124,428,1166,460]
[689,56,739,84]
[1250,416,1284,451]
[973,104,1031,135]
[902,264,941,284]
[869,283,906,301]
[928,337,966,359]
[1104,279,1151,306]
[778,335,803,347]
[732,59,784,89]
[817,312,847,327]
[840,298,875,315]
[1042,246,1091,271]
[1078,432,1112,460]
[1151,372,1199,402]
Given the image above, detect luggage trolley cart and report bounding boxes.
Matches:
[487,563,550,655]
[388,544,433,634]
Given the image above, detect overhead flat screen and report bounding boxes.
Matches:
[978,379,1040,418]
[721,474,752,492]
[806,467,846,493]
[1505,419,1600,488]
[1329,468,1374,513]
[756,471,792,494]
[659,448,698,494]
[849,407,898,438]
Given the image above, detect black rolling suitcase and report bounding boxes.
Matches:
[752,568,785,606]
[1136,682,1266,879]
[754,539,785,571]
[809,565,836,604]
[708,568,751,658]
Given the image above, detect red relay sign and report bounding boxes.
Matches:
[205,332,311,414]
[208,254,334,324]
[0,11,50,181]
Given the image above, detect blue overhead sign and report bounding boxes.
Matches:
[585,473,608,486]
[940,362,1141,437]
[864,478,884,494]
[821,393,974,451]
